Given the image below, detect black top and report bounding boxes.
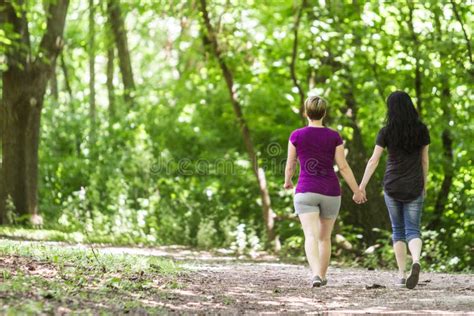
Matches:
[376,125,430,202]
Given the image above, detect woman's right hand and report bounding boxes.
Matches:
[283,181,294,190]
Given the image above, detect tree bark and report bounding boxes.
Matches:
[289,0,307,125]
[0,0,69,223]
[50,62,59,100]
[428,7,454,230]
[106,46,116,119]
[89,0,97,147]
[60,53,73,99]
[199,0,279,251]
[406,0,423,116]
[106,0,135,104]
[450,0,473,70]
[339,78,390,241]
[325,4,390,241]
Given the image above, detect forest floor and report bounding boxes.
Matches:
[0,239,473,315]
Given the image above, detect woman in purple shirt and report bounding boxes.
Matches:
[284,96,366,287]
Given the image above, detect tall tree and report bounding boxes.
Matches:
[450,0,473,76]
[89,0,97,147]
[199,0,279,250]
[324,2,390,239]
[0,0,70,223]
[289,0,307,125]
[406,0,423,116]
[60,53,73,99]
[106,0,135,104]
[428,5,454,230]
[50,64,59,100]
[106,46,116,119]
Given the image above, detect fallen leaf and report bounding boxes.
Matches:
[365,284,386,290]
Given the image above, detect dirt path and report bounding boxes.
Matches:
[80,244,474,314]
[2,241,474,315]
[174,261,473,315]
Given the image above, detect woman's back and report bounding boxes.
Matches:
[376,124,430,202]
[290,126,342,196]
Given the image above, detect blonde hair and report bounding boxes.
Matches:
[304,96,327,120]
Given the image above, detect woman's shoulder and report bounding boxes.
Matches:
[289,127,307,145]
[325,127,341,136]
[379,126,387,133]
[324,127,344,146]
[290,127,307,136]
[419,122,429,131]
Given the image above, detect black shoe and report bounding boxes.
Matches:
[406,263,420,289]
[312,276,327,288]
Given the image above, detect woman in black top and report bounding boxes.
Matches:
[359,91,430,289]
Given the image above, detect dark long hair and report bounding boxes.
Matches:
[384,91,426,153]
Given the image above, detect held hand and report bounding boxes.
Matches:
[353,189,367,204]
[355,185,367,203]
[283,181,294,190]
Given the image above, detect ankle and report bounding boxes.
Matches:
[312,274,326,281]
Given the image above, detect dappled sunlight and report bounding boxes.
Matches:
[326,308,471,315]
[0,239,472,313]
[0,0,472,313]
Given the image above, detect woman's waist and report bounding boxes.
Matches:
[299,170,338,179]
[296,181,341,195]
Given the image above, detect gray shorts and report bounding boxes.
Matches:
[294,192,341,219]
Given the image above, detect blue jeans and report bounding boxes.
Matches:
[384,193,424,243]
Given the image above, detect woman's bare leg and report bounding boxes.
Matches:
[393,241,407,278]
[318,217,336,279]
[299,212,321,277]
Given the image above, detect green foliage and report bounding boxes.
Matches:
[1,0,472,271]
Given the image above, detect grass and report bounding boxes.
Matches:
[0,226,126,245]
[0,226,72,242]
[0,239,183,314]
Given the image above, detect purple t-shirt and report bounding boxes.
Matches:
[289,126,343,196]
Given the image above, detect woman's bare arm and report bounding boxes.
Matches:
[334,144,366,203]
[284,141,297,189]
[421,145,429,195]
[359,145,385,194]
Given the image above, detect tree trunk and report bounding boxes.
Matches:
[339,81,390,241]
[289,0,307,125]
[324,4,390,241]
[106,0,135,104]
[199,0,279,251]
[428,7,454,230]
[50,62,59,100]
[406,0,423,116]
[60,53,73,99]
[106,46,116,119]
[89,0,96,147]
[0,0,69,223]
[450,0,473,74]
[429,128,453,230]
